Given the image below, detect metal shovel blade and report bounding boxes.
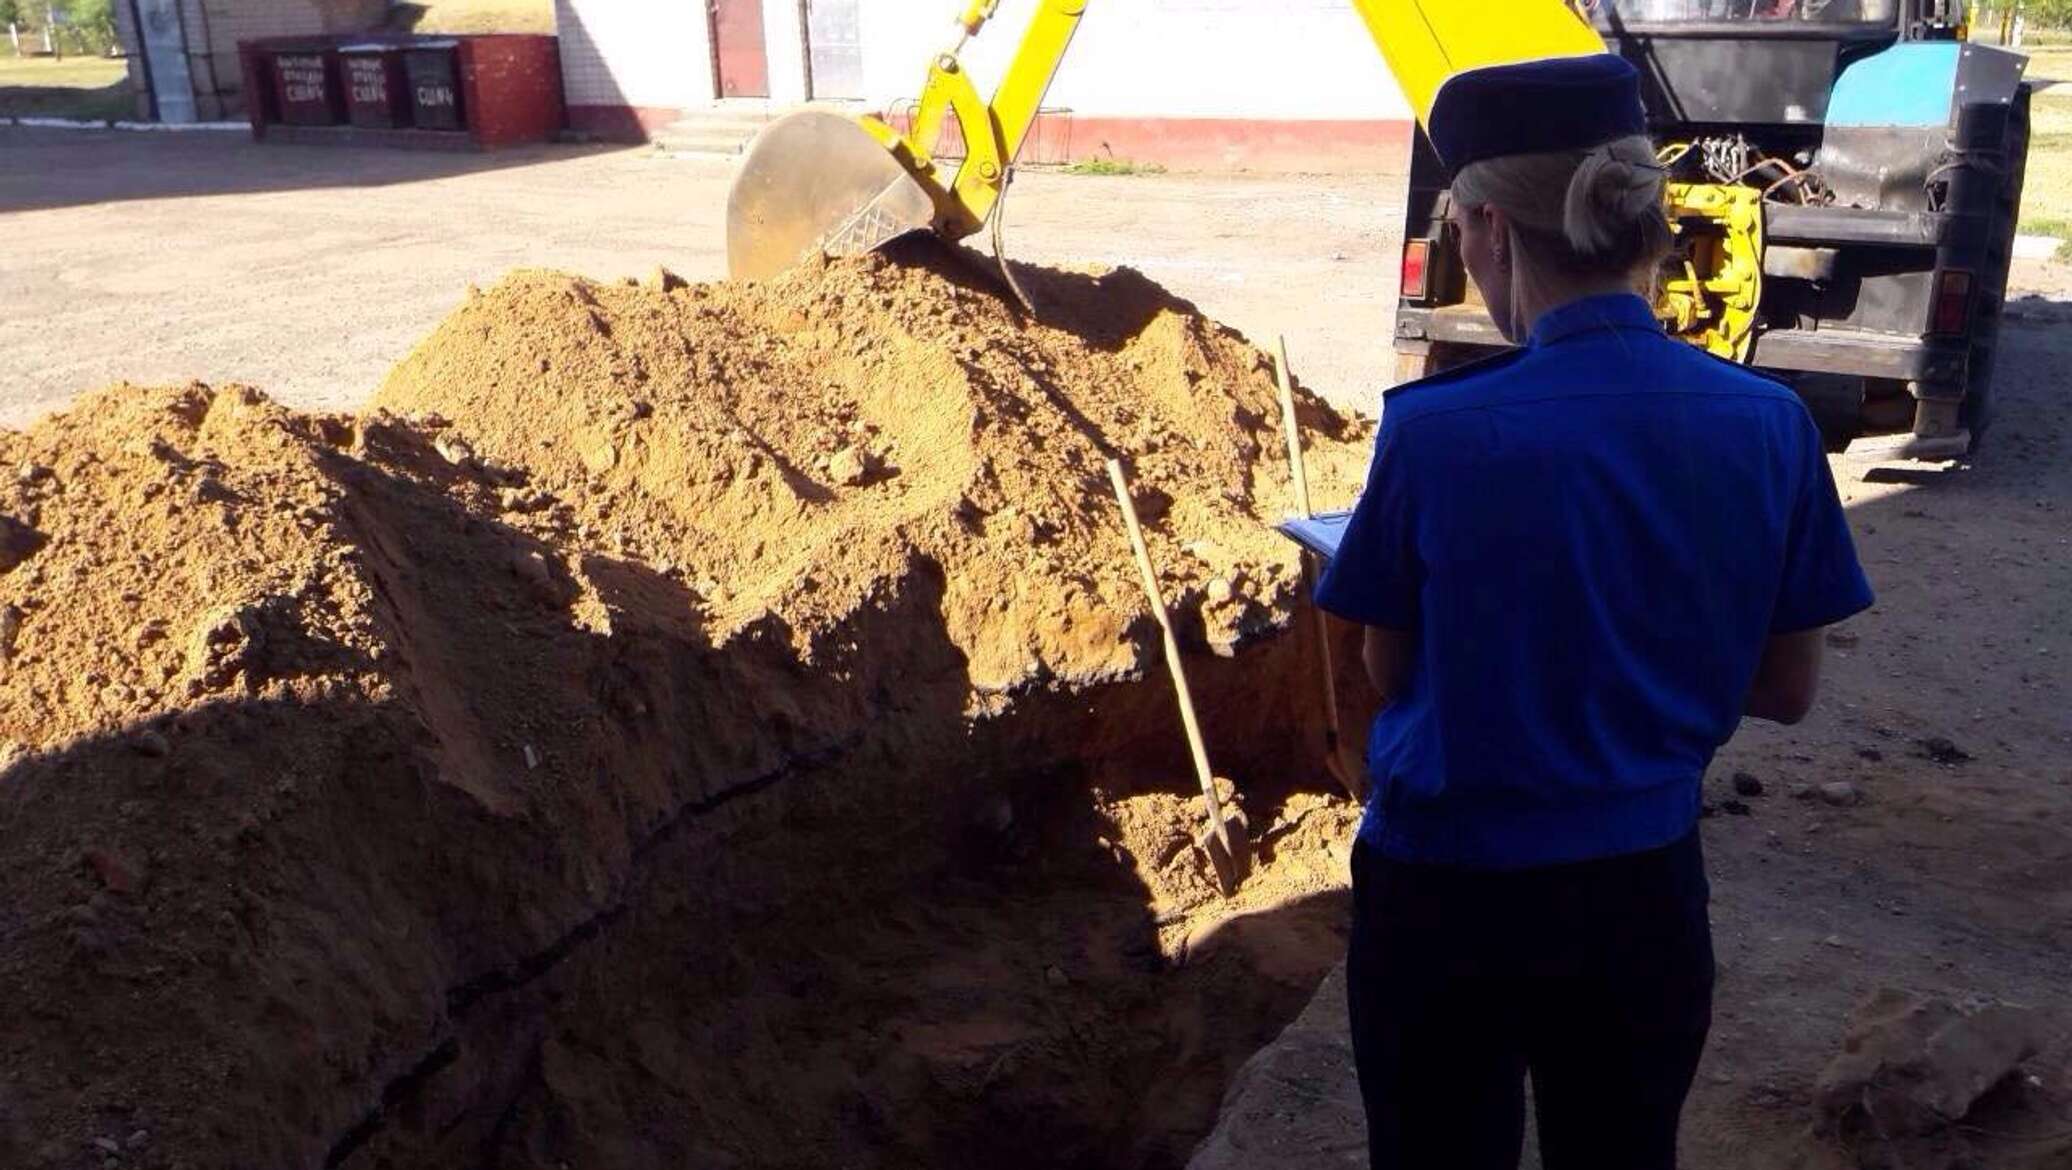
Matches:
[724,110,942,282]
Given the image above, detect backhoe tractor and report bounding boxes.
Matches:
[1395,0,2031,458]
[722,0,2030,461]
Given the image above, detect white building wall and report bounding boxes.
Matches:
[558,0,1407,119]
[556,0,714,109]
[849,0,1410,120]
[765,1,811,104]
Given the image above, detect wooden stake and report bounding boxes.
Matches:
[1106,458,1244,870]
[1274,334,1313,517]
[1275,336,1361,801]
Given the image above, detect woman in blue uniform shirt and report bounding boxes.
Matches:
[1316,54,1873,1170]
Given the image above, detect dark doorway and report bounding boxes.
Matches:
[709,0,770,99]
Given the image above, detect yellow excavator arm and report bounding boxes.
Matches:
[725,0,1607,281]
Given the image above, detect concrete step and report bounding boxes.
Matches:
[654,128,760,155]
[671,114,775,135]
[652,118,770,157]
[650,102,870,156]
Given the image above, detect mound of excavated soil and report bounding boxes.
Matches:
[0,249,1374,1170]
[373,241,1370,691]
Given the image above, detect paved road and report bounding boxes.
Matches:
[0,127,1398,426]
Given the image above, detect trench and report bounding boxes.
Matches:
[322,549,1364,1170]
[0,251,1378,1170]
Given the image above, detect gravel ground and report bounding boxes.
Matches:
[0,127,1396,427]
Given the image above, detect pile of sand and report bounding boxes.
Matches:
[373,242,1369,690]
[0,248,1372,1170]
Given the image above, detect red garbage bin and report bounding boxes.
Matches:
[271,49,343,125]
[340,44,410,129]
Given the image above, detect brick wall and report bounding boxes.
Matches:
[116,0,389,120]
[461,36,567,148]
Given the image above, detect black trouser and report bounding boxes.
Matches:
[1347,831,1715,1170]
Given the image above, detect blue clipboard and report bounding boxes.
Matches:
[1274,510,1353,563]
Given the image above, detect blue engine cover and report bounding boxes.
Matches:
[1826,42,1963,129]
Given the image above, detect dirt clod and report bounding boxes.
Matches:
[0,515,43,573]
[80,847,143,895]
[128,730,169,758]
[433,433,476,467]
[1818,988,2041,1138]
[1819,781,1865,806]
[1917,736,1973,765]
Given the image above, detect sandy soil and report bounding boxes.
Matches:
[0,247,1383,1170]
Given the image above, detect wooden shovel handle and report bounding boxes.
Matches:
[1275,335,1314,518]
[1106,458,1233,856]
[1275,337,1361,800]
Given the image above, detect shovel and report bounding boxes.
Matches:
[1274,336,1364,802]
[1106,459,1250,892]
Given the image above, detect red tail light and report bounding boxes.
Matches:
[1401,239,1432,301]
[1932,269,1974,335]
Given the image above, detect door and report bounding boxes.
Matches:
[709,0,769,99]
[135,0,197,124]
[807,0,864,100]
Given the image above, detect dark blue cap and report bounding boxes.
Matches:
[1429,53,1647,174]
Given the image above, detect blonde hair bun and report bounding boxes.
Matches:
[1564,137,1670,262]
[1453,133,1672,278]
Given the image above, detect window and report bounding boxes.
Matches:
[1596,0,1899,23]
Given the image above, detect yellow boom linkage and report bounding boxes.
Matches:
[725,0,1608,282]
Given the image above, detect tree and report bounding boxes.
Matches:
[51,0,114,54]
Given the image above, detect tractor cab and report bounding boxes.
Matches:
[1394,0,2030,459]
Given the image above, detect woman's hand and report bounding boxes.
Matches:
[1745,627,1826,724]
[1362,626,1414,706]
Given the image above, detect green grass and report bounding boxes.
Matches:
[0,53,131,120]
[1061,157,1168,177]
[2017,50,2072,249]
[390,1,554,34]
[2028,224,2072,262]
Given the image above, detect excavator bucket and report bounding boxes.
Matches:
[723,0,1604,283]
[725,110,943,282]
